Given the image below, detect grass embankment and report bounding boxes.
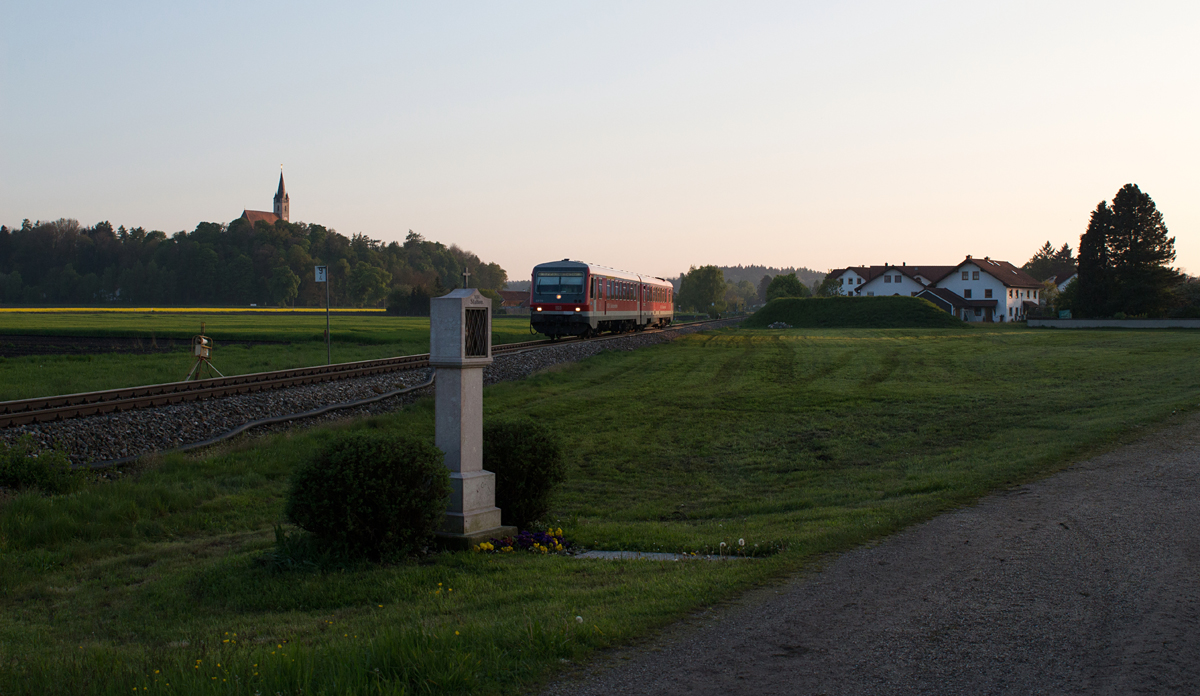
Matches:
[744,296,965,329]
[2,327,1199,694]
[0,314,536,401]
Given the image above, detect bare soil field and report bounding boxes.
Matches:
[545,412,1200,695]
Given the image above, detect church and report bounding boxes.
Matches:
[240,172,289,225]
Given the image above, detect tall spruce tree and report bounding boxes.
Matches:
[1075,184,1177,318]
[1076,202,1113,317]
[1107,184,1177,316]
[1023,241,1057,280]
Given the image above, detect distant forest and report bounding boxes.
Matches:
[670,264,825,291]
[0,218,507,309]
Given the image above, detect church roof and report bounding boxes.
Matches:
[241,210,280,225]
[275,172,287,200]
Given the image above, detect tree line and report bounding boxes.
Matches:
[0,218,507,312]
[675,266,838,316]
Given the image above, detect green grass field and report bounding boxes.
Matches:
[0,314,537,400]
[1,325,1198,694]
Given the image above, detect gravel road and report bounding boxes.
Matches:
[544,413,1200,695]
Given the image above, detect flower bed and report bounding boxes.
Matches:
[474,528,568,554]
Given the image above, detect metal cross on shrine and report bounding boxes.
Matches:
[462,268,471,288]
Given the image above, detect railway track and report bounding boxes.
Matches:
[0,321,720,429]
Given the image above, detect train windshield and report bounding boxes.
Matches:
[534,272,585,300]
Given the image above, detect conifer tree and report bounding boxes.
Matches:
[1022,241,1057,280]
[1107,184,1177,316]
[1076,201,1112,317]
[1075,184,1177,318]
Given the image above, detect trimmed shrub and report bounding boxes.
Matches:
[0,436,78,494]
[484,419,566,529]
[285,431,450,560]
[744,296,966,329]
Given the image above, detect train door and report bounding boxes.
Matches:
[637,279,645,326]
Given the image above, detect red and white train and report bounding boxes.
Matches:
[528,259,674,339]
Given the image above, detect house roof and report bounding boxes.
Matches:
[917,287,996,308]
[834,258,1041,289]
[832,264,957,285]
[241,210,280,225]
[498,290,528,306]
[953,256,1041,288]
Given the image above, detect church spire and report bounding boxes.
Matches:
[273,167,289,222]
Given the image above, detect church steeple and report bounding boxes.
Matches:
[273,168,289,222]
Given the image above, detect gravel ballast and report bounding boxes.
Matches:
[0,320,740,467]
[542,413,1200,696]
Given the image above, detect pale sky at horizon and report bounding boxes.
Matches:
[2,1,1198,281]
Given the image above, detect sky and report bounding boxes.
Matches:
[2,1,1198,281]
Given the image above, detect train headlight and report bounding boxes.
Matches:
[536,307,542,312]
[575,307,581,312]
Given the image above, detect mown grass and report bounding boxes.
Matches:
[0,315,537,400]
[1,326,1198,694]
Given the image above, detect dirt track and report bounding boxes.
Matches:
[544,414,1200,695]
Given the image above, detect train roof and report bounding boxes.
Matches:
[532,259,670,285]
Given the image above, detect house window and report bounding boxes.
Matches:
[984,289,992,298]
[858,278,863,284]
[972,271,980,280]
[894,275,902,282]
[974,308,982,317]
[1009,289,1013,298]
[867,292,874,296]
[1010,307,1013,317]
[961,271,969,280]
[884,275,892,283]
[964,289,972,298]
[840,278,844,285]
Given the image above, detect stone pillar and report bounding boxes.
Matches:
[430,289,516,547]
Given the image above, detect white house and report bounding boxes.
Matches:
[830,256,1043,322]
[1047,272,1077,293]
[933,256,1042,322]
[831,267,869,294]
[829,264,955,297]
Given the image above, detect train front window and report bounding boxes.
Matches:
[534,272,585,301]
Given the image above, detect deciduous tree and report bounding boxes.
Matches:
[268,265,300,307]
[766,273,809,302]
[812,272,841,297]
[677,265,726,315]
